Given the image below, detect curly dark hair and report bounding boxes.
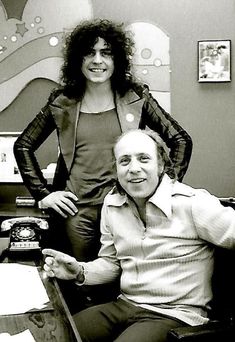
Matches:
[60,19,136,99]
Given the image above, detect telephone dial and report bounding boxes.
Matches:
[1,217,48,252]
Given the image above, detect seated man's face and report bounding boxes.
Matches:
[114,131,162,201]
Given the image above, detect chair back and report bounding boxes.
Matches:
[210,247,235,323]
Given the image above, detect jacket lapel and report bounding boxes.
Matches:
[116,89,144,132]
[50,94,80,172]
[50,89,144,172]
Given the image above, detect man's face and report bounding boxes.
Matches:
[114,132,162,201]
[81,37,114,85]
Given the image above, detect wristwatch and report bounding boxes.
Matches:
[76,265,85,284]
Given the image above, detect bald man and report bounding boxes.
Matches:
[43,129,235,342]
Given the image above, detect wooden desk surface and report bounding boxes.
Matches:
[0,264,82,342]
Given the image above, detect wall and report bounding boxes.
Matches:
[92,0,235,197]
[1,0,235,199]
[0,0,93,202]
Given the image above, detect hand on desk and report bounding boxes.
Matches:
[42,249,83,281]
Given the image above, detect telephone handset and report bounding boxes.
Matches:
[1,217,48,252]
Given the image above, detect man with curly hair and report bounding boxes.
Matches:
[14,19,192,280]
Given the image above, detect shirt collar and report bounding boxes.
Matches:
[148,174,173,218]
[105,186,128,207]
[149,175,195,218]
[106,174,195,218]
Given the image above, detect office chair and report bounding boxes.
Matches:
[167,247,235,341]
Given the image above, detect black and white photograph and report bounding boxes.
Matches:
[198,39,231,82]
[0,1,235,341]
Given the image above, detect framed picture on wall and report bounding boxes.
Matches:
[198,40,231,82]
[0,132,22,182]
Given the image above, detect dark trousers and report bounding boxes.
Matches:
[52,204,120,313]
[73,298,186,342]
[64,204,102,261]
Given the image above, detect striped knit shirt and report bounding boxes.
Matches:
[80,175,235,326]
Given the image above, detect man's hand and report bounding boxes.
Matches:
[39,191,78,218]
[42,248,83,280]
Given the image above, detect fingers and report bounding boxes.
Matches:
[51,204,69,218]
[54,198,78,218]
[43,249,60,277]
[44,263,55,277]
[42,248,78,280]
[51,191,78,218]
[42,249,57,276]
[42,248,58,258]
[42,248,75,265]
[42,191,78,218]
[65,191,79,202]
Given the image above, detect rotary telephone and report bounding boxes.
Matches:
[0,217,49,252]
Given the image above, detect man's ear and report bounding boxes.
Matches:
[158,161,164,175]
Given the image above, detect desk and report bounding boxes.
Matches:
[0,260,82,341]
[0,203,69,252]
[0,203,49,221]
[0,205,82,340]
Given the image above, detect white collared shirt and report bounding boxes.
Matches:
[81,175,235,326]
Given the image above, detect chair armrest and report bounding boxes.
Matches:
[167,321,234,341]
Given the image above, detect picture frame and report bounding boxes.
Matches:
[0,132,22,182]
[198,40,231,83]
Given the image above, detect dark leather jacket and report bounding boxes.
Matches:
[14,84,192,201]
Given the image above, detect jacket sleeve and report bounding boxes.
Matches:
[139,85,193,181]
[14,99,57,201]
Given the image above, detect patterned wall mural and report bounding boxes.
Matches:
[0,0,170,112]
[127,22,170,112]
[0,0,170,183]
[0,0,93,112]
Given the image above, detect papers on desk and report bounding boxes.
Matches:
[0,330,35,341]
[0,264,50,315]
